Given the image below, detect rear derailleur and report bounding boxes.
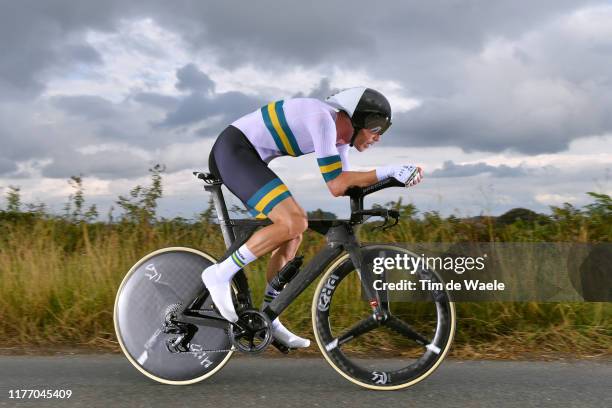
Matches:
[162,303,197,353]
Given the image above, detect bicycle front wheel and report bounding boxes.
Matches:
[114,247,233,385]
[312,244,456,390]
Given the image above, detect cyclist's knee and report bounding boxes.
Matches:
[268,198,308,239]
[292,232,303,245]
[288,215,308,238]
[278,214,307,239]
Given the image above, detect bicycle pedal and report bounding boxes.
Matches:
[270,339,290,354]
[254,332,290,354]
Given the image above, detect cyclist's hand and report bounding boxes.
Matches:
[406,166,423,187]
[376,165,424,187]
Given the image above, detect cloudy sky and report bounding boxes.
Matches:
[1,1,611,219]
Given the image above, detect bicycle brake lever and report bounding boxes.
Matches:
[381,209,400,231]
[382,216,399,231]
[372,216,389,231]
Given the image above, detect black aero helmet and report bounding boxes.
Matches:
[325,87,392,145]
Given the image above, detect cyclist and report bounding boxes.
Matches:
[203,87,423,348]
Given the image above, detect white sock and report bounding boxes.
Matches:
[201,244,257,323]
[216,244,257,282]
[262,282,280,309]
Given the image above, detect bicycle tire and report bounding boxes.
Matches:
[312,244,456,390]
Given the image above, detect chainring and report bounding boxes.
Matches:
[229,309,273,354]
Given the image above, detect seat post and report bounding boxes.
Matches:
[204,183,235,248]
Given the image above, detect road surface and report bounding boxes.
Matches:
[0,355,609,407]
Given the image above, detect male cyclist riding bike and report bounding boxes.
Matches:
[203,87,423,349]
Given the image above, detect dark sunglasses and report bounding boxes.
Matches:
[363,114,392,135]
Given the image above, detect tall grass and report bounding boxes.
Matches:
[0,202,609,358]
[1,177,610,357]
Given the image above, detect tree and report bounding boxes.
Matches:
[5,186,21,212]
[25,202,47,215]
[582,192,612,241]
[307,208,337,220]
[584,192,612,219]
[374,197,418,219]
[198,195,217,224]
[116,164,165,224]
[64,176,99,222]
[496,207,542,226]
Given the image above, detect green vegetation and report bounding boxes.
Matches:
[0,168,610,358]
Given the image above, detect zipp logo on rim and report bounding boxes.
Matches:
[144,263,162,282]
[317,274,339,312]
[189,344,214,368]
[371,371,390,385]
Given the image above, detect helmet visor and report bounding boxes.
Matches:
[363,114,392,135]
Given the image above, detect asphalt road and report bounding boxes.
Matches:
[0,355,609,408]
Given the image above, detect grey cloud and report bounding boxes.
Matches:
[2,0,611,188]
[159,91,263,128]
[149,1,590,69]
[0,157,17,175]
[387,78,612,154]
[175,63,215,93]
[0,1,131,98]
[374,3,612,155]
[0,107,89,164]
[63,44,103,65]
[0,1,595,99]
[41,148,149,179]
[158,93,209,127]
[430,161,527,178]
[157,65,264,128]
[293,78,338,100]
[132,92,179,110]
[164,76,338,133]
[1,96,185,180]
[152,1,376,68]
[52,95,117,120]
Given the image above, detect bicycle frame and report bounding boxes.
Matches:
[181,174,389,328]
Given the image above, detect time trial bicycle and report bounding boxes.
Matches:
[114,172,456,390]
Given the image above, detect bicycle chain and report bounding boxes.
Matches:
[185,318,276,354]
[163,302,235,353]
[168,307,274,354]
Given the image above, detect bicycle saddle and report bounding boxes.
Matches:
[193,171,221,184]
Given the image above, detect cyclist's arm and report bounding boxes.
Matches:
[311,113,375,196]
[326,170,377,197]
[327,165,425,196]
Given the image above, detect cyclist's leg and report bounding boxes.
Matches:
[204,201,306,322]
[203,126,306,322]
[249,202,310,347]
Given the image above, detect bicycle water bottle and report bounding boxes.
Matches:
[270,256,304,292]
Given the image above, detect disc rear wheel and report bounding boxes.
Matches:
[114,247,233,385]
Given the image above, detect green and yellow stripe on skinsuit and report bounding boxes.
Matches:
[247,178,292,217]
[317,155,342,182]
[261,100,303,156]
